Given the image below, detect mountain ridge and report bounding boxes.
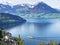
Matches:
[0,2,60,14]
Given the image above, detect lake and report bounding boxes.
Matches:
[7,18,60,45]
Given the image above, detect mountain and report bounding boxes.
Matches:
[0,13,26,29]
[0,2,60,14]
[0,13,26,23]
[12,4,30,14]
[0,4,30,14]
[0,4,12,13]
[30,2,60,14]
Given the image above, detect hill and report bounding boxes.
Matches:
[0,13,26,29]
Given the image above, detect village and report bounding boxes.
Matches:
[0,28,24,45]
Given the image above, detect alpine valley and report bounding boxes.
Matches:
[0,2,60,18]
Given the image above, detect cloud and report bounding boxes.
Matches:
[0,0,60,9]
[43,0,60,9]
[0,0,42,5]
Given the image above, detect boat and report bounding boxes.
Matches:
[27,36,34,39]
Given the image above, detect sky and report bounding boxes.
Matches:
[0,0,60,9]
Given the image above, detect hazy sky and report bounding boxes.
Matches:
[0,0,60,9]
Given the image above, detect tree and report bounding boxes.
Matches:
[0,28,5,41]
[0,30,3,41]
[38,41,44,45]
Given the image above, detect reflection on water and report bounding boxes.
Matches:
[7,19,60,45]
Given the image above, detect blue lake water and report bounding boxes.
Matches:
[7,18,60,45]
